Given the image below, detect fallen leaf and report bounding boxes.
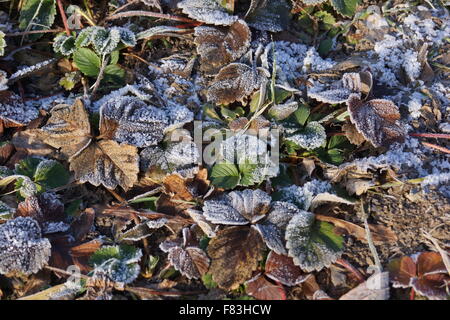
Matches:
[265,251,310,286]
[347,93,406,148]
[339,272,390,300]
[245,274,286,300]
[194,19,251,74]
[207,226,265,290]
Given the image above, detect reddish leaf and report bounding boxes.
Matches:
[246,274,286,300]
[265,251,310,286]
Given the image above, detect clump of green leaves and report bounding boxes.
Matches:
[19,0,57,40]
[89,244,142,284]
[0,157,70,199]
[53,26,136,89]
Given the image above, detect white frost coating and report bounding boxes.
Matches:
[0,93,39,125]
[278,180,332,210]
[140,140,200,178]
[402,50,421,82]
[407,91,425,119]
[285,212,343,272]
[177,0,238,26]
[0,217,51,275]
[262,42,335,84]
[284,121,327,150]
[9,59,56,82]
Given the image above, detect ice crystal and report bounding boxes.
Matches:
[0,217,51,275]
[285,121,327,150]
[0,93,39,126]
[276,180,333,210]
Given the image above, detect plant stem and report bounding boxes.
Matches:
[57,0,71,36]
[5,28,65,37]
[410,132,450,139]
[421,142,450,154]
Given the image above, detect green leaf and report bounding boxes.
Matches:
[203,103,223,122]
[202,273,218,289]
[19,0,57,40]
[271,87,292,104]
[285,121,327,150]
[210,162,240,189]
[59,71,80,91]
[294,104,310,126]
[238,161,258,187]
[330,0,359,17]
[15,157,41,178]
[0,201,14,220]
[73,48,100,76]
[110,50,120,65]
[315,10,336,30]
[103,64,125,84]
[312,221,344,252]
[318,37,333,56]
[327,135,349,149]
[33,160,70,190]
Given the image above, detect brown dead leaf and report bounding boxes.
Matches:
[347,94,406,148]
[315,214,397,244]
[194,19,251,74]
[12,100,139,190]
[342,122,366,146]
[245,274,286,300]
[207,226,265,290]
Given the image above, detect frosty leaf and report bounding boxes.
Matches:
[245,274,286,300]
[299,0,327,4]
[339,272,390,300]
[69,139,139,190]
[31,159,70,191]
[330,0,359,18]
[100,96,169,148]
[15,100,92,159]
[387,252,449,300]
[268,101,298,121]
[194,19,251,74]
[203,189,271,225]
[140,140,200,179]
[285,121,326,150]
[286,213,344,272]
[207,63,268,105]
[0,92,39,127]
[177,0,238,26]
[19,0,56,40]
[308,87,353,104]
[186,209,217,238]
[246,0,291,32]
[254,201,302,255]
[53,34,76,56]
[265,251,310,286]
[74,26,95,48]
[136,26,190,40]
[347,94,406,148]
[91,27,121,55]
[161,243,210,279]
[89,244,142,284]
[207,226,265,290]
[116,27,136,47]
[310,192,354,210]
[0,217,51,275]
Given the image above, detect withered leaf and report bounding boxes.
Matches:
[245,274,286,300]
[388,252,449,300]
[100,96,169,148]
[207,226,265,290]
[207,63,269,105]
[347,93,406,148]
[70,139,139,190]
[339,272,390,300]
[265,251,310,286]
[0,91,40,129]
[342,122,366,146]
[194,19,251,74]
[167,247,210,279]
[13,100,139,190]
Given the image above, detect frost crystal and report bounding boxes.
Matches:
[284,121,327,150]
[277,180,332,210]
[0,217,51,275]
[0,92,39,126]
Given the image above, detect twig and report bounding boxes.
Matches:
[57,0,71,36]
[421,142,450,154]
[361,202,383,273]
[335,258,365,283]
[410,133,450,139]
[105,10,196,23]
[90,54,108,95]
[44,265,90,280]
